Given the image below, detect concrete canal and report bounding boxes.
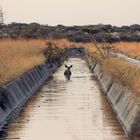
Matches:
[4,57,127,140]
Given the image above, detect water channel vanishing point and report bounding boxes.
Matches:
[4,57,127,140]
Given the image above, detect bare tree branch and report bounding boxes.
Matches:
[93,39,106,59]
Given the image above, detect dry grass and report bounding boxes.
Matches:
[84,43,105,62]
[83,42,140,92]
[101,57,140,92]
[0,39,70,86]
[0,39,78,86]
[1,39,140,93]
[113,42,140,58]
[0,39,47,85]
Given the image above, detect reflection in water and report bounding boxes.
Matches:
[5,58,127,140]
[64,75,71,81]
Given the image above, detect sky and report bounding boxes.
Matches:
[0,0,140,26]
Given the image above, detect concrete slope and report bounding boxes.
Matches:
[86,54,140,138]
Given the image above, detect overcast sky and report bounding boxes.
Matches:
[0,0,140,26]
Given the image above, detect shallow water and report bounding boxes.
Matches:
[5,57,127,140]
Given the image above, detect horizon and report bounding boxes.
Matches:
[1,0,140,26]
[2,22,140,27]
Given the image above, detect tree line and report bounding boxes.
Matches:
[1,22,140,42]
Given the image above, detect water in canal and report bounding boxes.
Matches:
[5,57,127,140]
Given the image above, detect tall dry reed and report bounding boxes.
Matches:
[0,39,46,85]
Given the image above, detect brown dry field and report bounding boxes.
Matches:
[113,42,140,58]
[85,42,140,93]
[0,39,140,93]
[0,39,71,86]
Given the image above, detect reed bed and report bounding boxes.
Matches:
[83,42,140,92]
[0,39,67,84]
[113,42,140,58]
[1,39,140,93]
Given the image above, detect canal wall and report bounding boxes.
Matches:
[85,54,140,138]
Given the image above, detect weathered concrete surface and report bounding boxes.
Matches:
[85,54,140,138]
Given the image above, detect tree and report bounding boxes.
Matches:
[0,6,4,24]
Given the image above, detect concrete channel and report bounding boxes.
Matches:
[3,57,127,140]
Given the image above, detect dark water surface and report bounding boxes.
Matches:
[5,57,127,140]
